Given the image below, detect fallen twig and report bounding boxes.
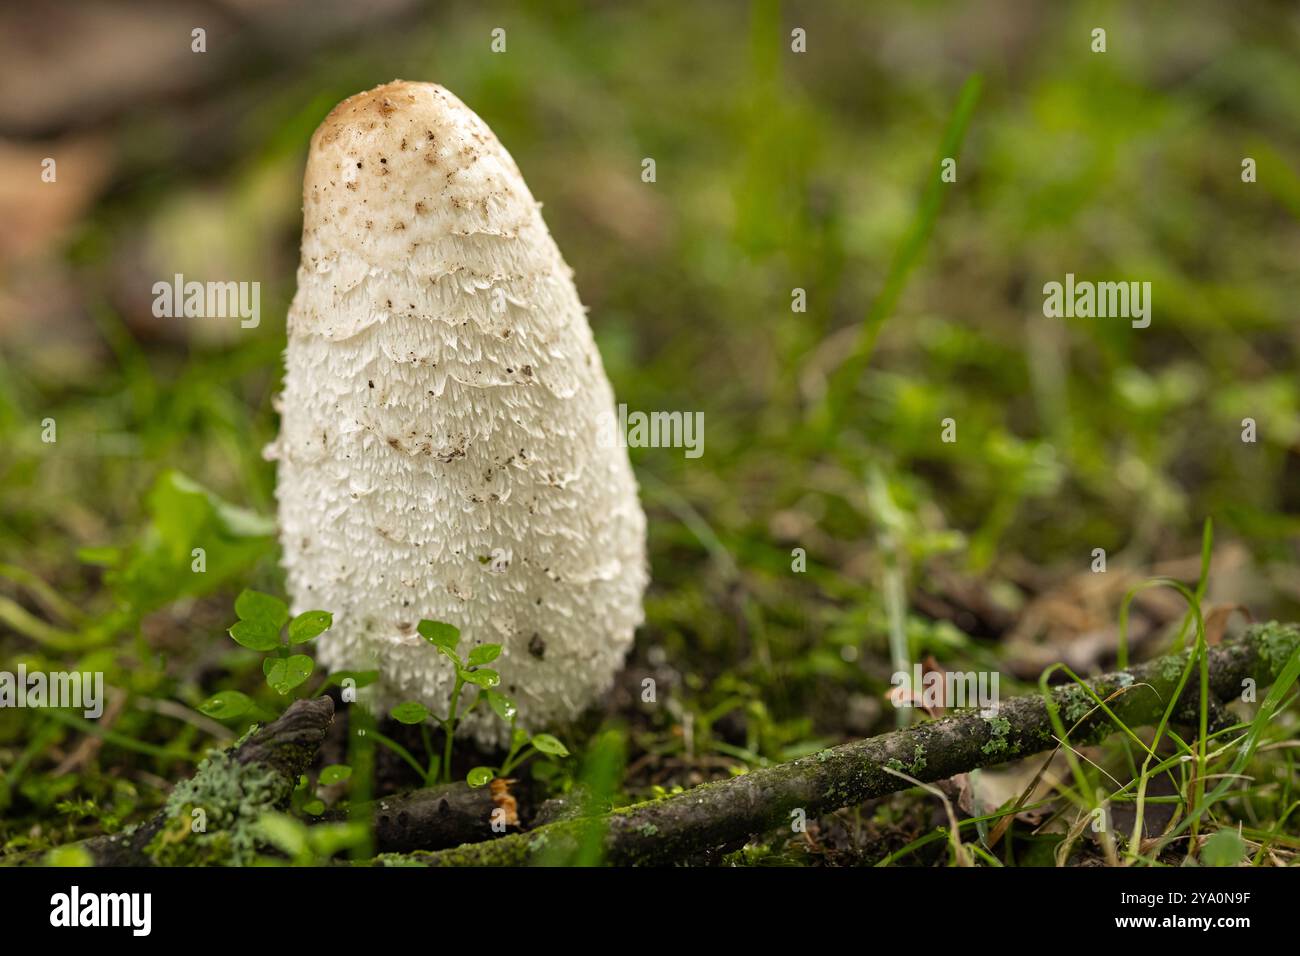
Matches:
[386,622,1300,866]
[339,782,507,853]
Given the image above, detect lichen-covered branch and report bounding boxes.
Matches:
[391,622,1300,866]
[14,696,335,866]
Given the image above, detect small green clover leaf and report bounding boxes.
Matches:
[288,610,332,644]
[264,654,313,695]
[530,734,569,757]
[390,700,430,724]
[417,620,460,651]
[485,689,517,721]
[319,764,353,786]
[235,589,289,630]
[468,644,502,666]
[228,619,281,652]
[198,690,254,720]
[461,668,500,689]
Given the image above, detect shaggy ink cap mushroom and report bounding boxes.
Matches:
[272,81,648,746]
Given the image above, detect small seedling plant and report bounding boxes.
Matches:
[289,763,352,818]
[195,591,360,819]
[200,591,568,792]
[381,619,569,786]
[197,589,333,723]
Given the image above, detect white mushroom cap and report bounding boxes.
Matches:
[271,80,648,746]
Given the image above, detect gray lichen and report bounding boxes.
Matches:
[1254,622,1300,675]
[980,715,1013,756]
[1158,650,1192,684]
[1059,685,1093,725]
[910,744,928,772]
[145,748,286,865]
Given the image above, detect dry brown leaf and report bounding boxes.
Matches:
[1202,603,1252,646]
